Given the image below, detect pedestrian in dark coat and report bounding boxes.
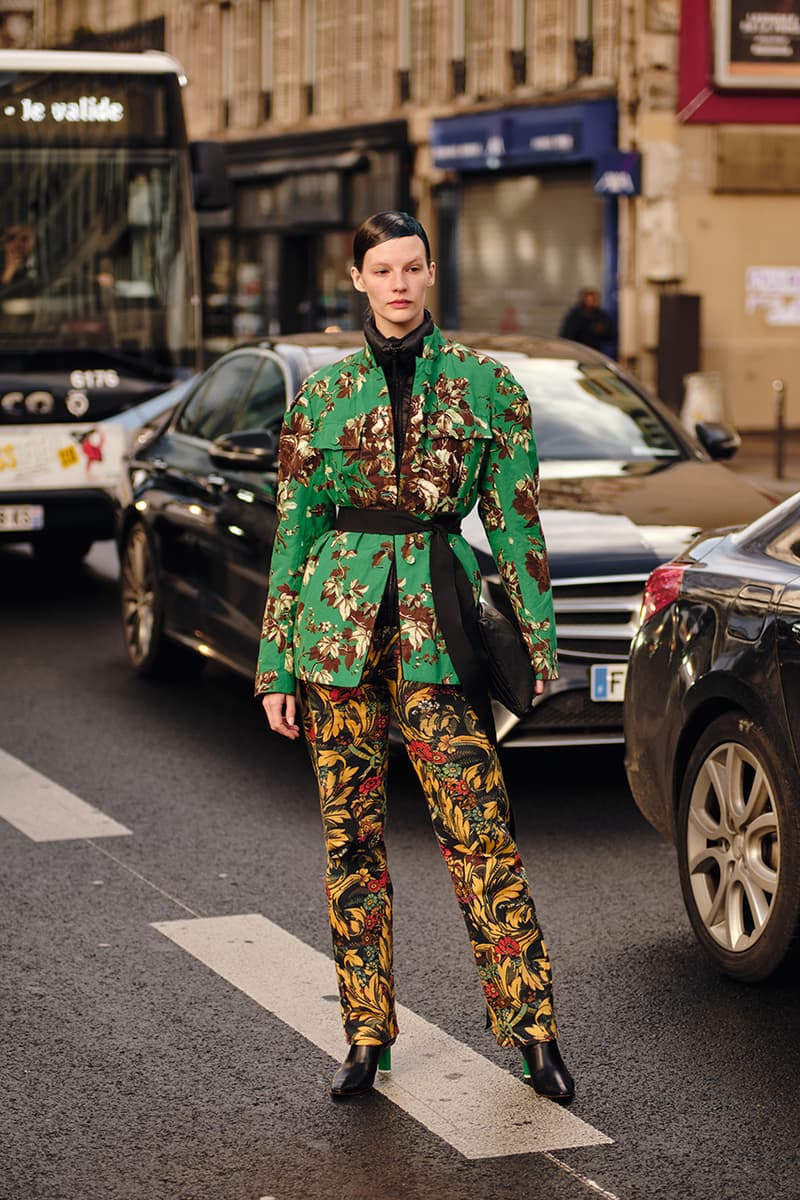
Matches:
[559,287,615,352]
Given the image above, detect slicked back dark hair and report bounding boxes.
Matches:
[352,211,431,271]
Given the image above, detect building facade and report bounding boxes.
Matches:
[37,1,800,429]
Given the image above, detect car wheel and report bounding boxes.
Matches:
[677,712,800,981]
[120,523,203,677]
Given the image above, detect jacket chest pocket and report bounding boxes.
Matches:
[313,409,395,502]
[312,412,364,461]
[422,412,492,494]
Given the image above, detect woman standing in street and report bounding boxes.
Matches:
[256,211,574,1105]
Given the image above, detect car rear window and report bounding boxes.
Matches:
[503,358,684,462]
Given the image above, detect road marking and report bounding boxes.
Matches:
[0,749,132,841]
[153,912,613,1160]
[544,1152,622,1199]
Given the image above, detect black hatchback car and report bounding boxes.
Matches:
[625,495,800,981]
[118,331,774,747]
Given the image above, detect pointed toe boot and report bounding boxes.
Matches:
[330,1044,387,1099]
[521,1039,575,1105]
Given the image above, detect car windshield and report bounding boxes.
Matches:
[502,357,684,462]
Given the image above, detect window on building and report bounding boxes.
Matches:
[397,0,411,102]
[410,0,451,104]
[593,0,619,80]
[221,2,233,128]
[260,0,274,120]
[510,0,527,86]
[532,0,572,90]
[273,1,303,125]
[303,0,316,115]
[467,0,509,98]
[452,0,466,94]
[574,0,595,78]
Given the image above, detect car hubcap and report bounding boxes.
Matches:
[687,740,780,953]
[121,527,156,666]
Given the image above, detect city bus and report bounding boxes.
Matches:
[0,49,226,562]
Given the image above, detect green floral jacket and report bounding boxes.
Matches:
[254,325,557,695]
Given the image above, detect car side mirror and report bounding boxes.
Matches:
[209,429,277,470]
[694,419,741,461]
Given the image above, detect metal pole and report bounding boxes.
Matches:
[772,378,786,480]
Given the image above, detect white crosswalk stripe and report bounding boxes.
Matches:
[0,748,132,841]
[153,911,613,1160]
[0,743,613,1166]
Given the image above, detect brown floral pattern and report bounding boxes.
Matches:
[255,326,557,695]
[302,627,557,1048]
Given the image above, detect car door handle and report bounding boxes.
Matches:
[791,621,800,642]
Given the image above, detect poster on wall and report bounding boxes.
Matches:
[715,0,800,88]
[746,266,800,324]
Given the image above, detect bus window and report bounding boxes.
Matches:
[0,51,209,562]
[0,65,198,376]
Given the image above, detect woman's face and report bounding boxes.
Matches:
[351,235,435,338]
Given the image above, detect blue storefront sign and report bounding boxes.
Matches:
[594,149,641,195]
[430,98,617,171]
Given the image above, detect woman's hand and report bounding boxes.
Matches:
[262,692,300,740]
[534,679,545,696]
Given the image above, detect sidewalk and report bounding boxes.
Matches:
[726,428,800,498]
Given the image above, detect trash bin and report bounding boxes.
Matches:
[680,371,726,435]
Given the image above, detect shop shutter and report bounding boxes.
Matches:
[457,172,604,337]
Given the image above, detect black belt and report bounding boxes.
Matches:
[335,506,493,738]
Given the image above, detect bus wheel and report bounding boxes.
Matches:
[120,523,202,677]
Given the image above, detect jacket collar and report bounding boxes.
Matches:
[361,315,443,368]
[363,310,434,364]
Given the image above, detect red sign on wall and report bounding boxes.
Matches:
[679,0,800,122]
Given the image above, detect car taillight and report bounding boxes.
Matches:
[639,564,686,625]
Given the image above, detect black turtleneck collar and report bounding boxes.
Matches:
[363,310,434,366]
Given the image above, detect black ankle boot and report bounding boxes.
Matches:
[330,1044,384,1098]
[521,1040,575,1105]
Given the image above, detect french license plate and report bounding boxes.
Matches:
[0,504,45,532]
[590,663,628,701]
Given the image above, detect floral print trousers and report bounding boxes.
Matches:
[301,625,558,1050]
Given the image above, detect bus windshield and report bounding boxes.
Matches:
[0,69,196,379]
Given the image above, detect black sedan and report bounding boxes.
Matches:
[118,332,774,747]
[624,495,800,981]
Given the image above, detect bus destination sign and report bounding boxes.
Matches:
[4,95,126,124]
[0,73,172,144]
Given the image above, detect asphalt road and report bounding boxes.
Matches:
[1,542,798,1200]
